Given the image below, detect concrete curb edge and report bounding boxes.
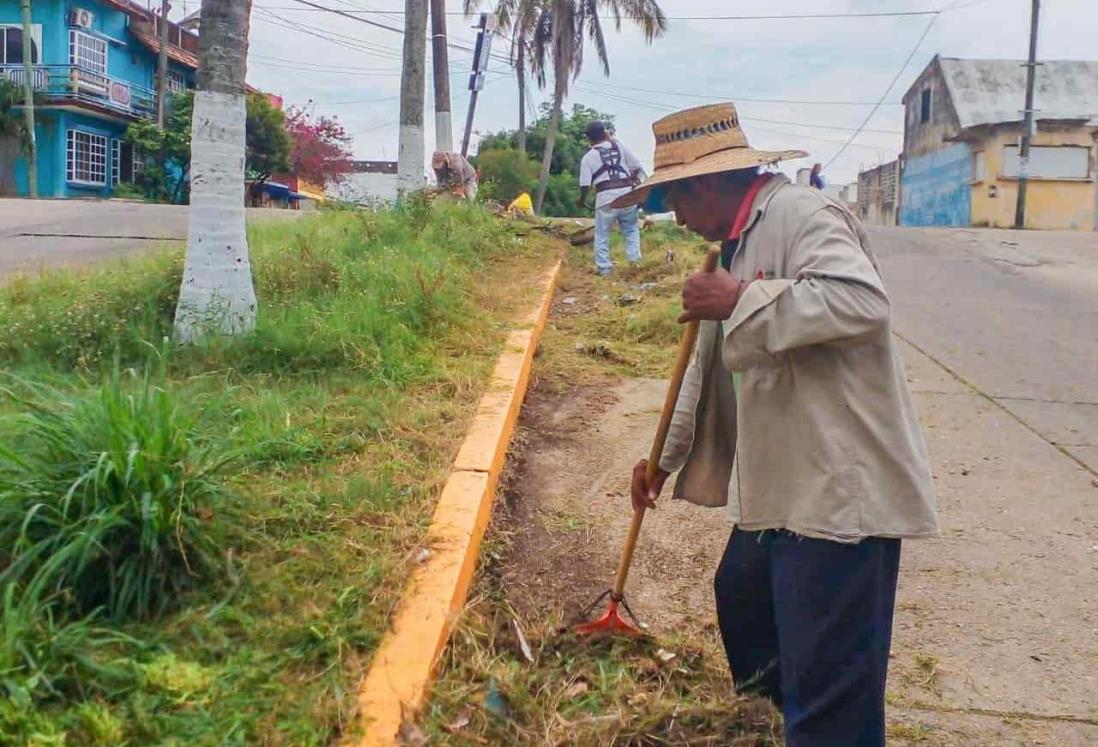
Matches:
[349,259,563,745]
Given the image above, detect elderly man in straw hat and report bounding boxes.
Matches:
[616,103,939,746]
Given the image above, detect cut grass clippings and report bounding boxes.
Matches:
[0,201,560,745]
[422,597,781,746]
[537,222,715,386]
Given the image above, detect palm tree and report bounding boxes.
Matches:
[174,0,258,343]
[527,0,667,213]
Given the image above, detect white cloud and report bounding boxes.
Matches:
[172,0,1098,184]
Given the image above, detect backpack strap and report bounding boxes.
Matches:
[590,140,627,182]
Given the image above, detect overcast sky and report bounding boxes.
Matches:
[169,0,1098,184]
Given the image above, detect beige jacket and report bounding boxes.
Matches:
[659,176,939,542]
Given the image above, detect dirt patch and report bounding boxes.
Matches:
[498,377,734,633]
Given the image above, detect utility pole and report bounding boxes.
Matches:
[461,13,494,158]
[20,0,37,198]
[430,0,452,152]
[397,0,428,193]
[156,0,171,127]
[1014,0,1040,229]
[516,43,526,154]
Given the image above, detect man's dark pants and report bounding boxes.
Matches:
[714,528,901,746]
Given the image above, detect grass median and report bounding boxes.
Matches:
[0,201,559,746]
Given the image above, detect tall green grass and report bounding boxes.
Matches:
[0,202,553,744]
[0,200,513,380]
[0,359,233,620]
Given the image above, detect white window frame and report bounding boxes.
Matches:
[0,24,42,65]
[69,29,108,91]
[67,129,108,186]
[111,138,121,187]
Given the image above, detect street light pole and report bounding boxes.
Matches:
[430,0,452,152]
[1013,0,1040,230]
[20,0,37,198]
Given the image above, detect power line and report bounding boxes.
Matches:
[258,6,945,20]
[574,79,904,107]
[570,84,897,153]
[823,15,938,169]
[574,79,903,133]
[270,0,515,66]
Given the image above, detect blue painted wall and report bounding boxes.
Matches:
[3,1,196,198]
[899,142,973,227]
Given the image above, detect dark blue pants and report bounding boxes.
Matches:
[714,529,901,747]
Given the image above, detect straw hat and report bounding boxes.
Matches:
[611,103,807,209]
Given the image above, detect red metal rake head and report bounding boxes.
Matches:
[573,591,645,638]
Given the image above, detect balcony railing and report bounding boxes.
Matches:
[0,65,156,121]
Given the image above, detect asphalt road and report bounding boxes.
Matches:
[0,199,301,275]
[869,226,1098,475]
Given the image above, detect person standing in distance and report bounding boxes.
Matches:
[578,121,645,276]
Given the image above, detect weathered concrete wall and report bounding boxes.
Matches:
[900,143,972,227]
[970,124,1097,231]
[858,161,900,226]
[902,57,962,159]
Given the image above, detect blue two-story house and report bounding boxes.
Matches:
[0,0,197,198]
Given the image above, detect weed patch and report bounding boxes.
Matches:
[0,204,560,744]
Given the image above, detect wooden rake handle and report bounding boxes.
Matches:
[611,247,722,600]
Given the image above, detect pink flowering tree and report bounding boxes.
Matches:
[285,106,354,187]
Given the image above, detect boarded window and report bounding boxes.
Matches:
[973,151,987,182]
[1002,145,1090,179]
[920,89,931,124]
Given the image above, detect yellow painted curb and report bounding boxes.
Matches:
[349,260,562,746]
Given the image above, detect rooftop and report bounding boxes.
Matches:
[932,57,1098,129]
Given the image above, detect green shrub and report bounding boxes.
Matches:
[0,360,234,620]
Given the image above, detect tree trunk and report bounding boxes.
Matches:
[398,0,428,194]
[174,0,257,343]
[516,45,526,155]
[534,69,566,215]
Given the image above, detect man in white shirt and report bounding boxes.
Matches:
[577,121,644,276]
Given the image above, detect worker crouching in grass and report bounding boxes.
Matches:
[616,103,940,746]
[432,150,479,200]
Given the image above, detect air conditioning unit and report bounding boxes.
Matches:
[70,8,95,29]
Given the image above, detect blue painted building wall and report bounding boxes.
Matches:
[899,142,973,227]
[1,1,195,198]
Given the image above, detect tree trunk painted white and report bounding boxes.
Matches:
[398,0,428,194]
[174,90,256,343]
[174,0,256,343]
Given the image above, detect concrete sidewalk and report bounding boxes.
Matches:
[0,199,301,275]
[887,338,1098,745]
